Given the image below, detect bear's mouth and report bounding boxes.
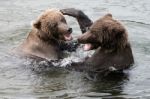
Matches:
[83,43,100,51]
[83,43,93,51]
[64,33,72,41]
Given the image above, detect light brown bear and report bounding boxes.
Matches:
[16,9,73,60]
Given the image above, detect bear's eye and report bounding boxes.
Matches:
[49,23,58,29]
[93,33,97,38]
[91,31,98,37]
[60,18,66,23]
[53,23,58,28]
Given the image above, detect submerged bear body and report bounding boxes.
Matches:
[15,9,73,60]
[64,12,134,74]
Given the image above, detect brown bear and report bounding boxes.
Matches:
[63,10,134,74]
[15,9,73,60]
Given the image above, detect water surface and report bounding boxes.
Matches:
[0,0,150,98]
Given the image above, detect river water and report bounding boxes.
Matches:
[0,0,150,99]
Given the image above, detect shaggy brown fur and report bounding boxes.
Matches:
[15,9,73,60]
[67,13,134,74]
[78,14,128,51]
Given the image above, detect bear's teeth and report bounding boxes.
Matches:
[83,44,92,51]
[64,34,72,41]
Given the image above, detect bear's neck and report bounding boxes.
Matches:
[84,43,134,68]
[21,29,61,60]
[27,29,59,46]
[100,42,128,53]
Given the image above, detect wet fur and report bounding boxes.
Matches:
[15,9,72,60]
[67,13,134,74]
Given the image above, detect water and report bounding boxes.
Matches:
[0,0,150,98]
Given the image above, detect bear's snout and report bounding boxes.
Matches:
[78,32,94,44]
[67,28,72,33]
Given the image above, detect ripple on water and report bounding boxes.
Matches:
[0,0,150,98]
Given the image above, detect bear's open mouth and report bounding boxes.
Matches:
[64,33,72,41]
[83,43,93,51]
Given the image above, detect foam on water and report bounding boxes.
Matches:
[0,0,150,98]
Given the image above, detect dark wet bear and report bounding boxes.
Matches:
[67,13,134,74]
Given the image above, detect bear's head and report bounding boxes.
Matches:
[78,14,128,51]
[33,9,72,42]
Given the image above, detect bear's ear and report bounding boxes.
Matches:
[33,20,41,29]
[104,13,112,19]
